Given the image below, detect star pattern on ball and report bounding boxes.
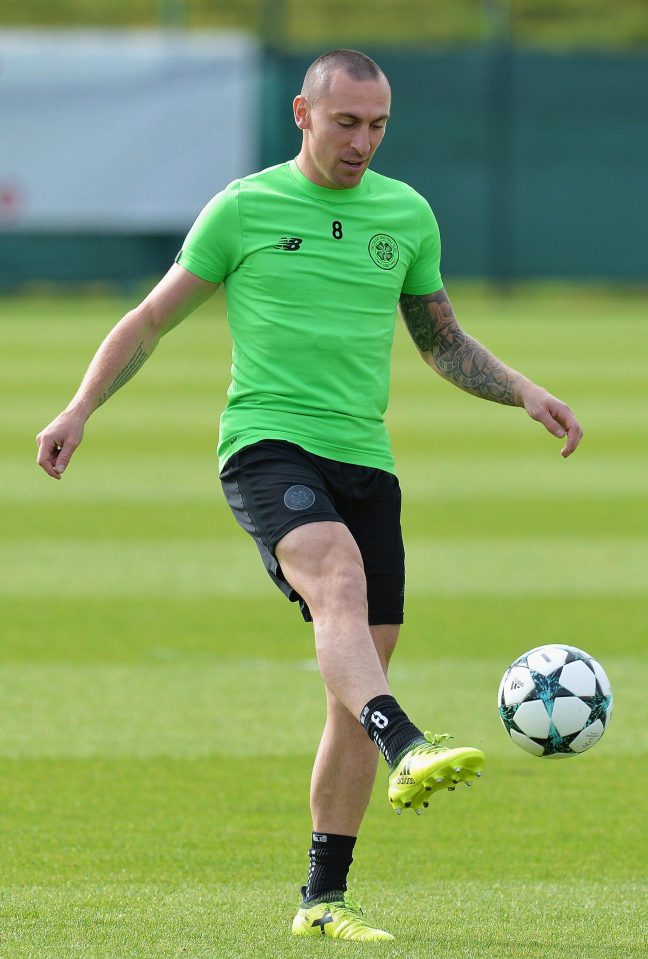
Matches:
[498,645,612,757]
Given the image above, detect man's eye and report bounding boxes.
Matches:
[337,121,354,127]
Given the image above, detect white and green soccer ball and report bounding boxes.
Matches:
[498,645,613,758]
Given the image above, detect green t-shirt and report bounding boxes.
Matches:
[176,159,443,473]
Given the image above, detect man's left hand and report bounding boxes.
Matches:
[518,383,584,458]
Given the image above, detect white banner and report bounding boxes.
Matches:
[0,30,260,231]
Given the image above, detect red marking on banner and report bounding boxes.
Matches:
[0,181,24,220]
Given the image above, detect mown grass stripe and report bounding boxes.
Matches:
[7,453,648,501]
[0,657,638,759]
[1,539,646,597]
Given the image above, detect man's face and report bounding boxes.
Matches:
[294,70,391,190]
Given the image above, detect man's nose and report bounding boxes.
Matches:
[350,126,371,156]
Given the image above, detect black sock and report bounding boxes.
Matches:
[359,694,424,766]
[303,832,356,903]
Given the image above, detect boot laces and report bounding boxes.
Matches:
[332,894,371,932]
[411,731,453,755]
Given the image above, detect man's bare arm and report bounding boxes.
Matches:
[399,288,583,457]
[36,264,219,479]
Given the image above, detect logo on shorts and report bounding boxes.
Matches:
[368,234,399,270]
[284,485,316,510]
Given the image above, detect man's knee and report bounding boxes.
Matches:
[310,557,368,619]
[276,521,368,617]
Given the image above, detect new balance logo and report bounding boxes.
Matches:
[274,236,303,251]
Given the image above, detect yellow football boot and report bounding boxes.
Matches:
[292,892,394,941]
[388,732,485,813]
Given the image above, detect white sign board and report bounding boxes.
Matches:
[0,30,259,231]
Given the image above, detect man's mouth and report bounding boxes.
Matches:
[342,159,365,169]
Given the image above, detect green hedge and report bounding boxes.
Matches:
[2,0,648,49]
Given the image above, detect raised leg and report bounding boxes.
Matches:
[275,521,392,717]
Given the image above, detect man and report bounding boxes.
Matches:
[37,49,583,941]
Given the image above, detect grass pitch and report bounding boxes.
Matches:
[1,284,647,958]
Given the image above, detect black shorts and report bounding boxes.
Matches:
[219,439,405,625]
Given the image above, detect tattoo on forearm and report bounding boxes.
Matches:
[399,291,516,405]
[98,342,148,406]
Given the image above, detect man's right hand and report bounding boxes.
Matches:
[34,264,218,482]
[36,410,86,479]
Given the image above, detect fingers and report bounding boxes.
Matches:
[36,434,64,479]
[36,427,80,479]
[558,413,584,458]
[51,438,77,475]
[545,400,583,458]
[533,407,567,440]
[36,433,58,479]
[532,399,583,458]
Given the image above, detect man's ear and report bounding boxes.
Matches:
[293,95,310,131]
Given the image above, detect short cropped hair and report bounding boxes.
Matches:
[301,49,389,103]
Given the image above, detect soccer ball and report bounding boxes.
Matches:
[498,645,613,758]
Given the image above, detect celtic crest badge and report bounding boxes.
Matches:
[368,233,400,270]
